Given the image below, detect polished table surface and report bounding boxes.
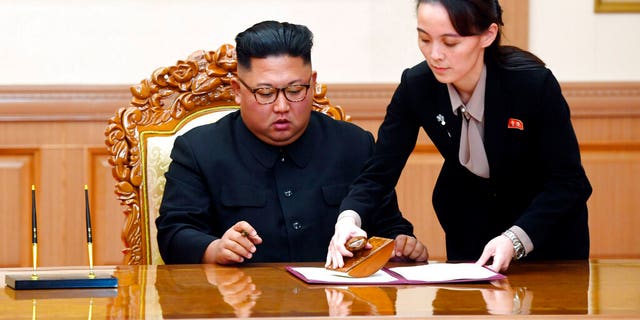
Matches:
[1,259,639,319]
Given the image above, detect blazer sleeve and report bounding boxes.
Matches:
[365,190,415,238]
[156,134,217,264]
[340,68,422,227]
[357,130,415,238]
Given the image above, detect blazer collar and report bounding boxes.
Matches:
[483,64,508,179]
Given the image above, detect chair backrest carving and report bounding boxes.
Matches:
[105,44,348,265]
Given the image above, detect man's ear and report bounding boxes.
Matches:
[481,23,499,48]
[231,78,242,105]
[310,70,318,91]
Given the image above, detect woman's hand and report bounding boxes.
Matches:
[325,217,368,269]
[476,234,515,272]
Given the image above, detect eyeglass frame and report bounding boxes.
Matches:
[235,76,313,105]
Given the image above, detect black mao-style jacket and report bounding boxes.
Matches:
[157,111,414,263]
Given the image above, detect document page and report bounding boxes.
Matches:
[389,263,500,282]
[288,267,398,284]
[286,263,504,285]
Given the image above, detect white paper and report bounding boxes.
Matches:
[290,267,398,283]
[390,263,498,282]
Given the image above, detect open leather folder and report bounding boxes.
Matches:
[326,236,394,278]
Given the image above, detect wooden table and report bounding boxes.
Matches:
[1,260,639,319]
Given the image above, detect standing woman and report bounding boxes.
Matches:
[326,0,591,272]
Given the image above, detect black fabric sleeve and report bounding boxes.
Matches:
[357,130,415,238]
[156,135,217,264]
[340,68,421,228]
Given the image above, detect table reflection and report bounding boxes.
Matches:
[155,265,239,318]
[154,264,397,317]
[324,287,396,316]
[147,260,592,318]
[3,260,638,318]
[421,260,589,316]
[480,280,531,315]
[429,280,531,315]
[203,265,261,317]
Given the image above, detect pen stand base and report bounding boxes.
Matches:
[5,274,118,290]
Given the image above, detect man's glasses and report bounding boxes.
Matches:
[236,77,312,105]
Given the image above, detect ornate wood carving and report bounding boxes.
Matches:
[104,44,347,265]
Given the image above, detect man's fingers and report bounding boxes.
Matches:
[219,228,258,261]
[226,223,261,254]
[233,221,260,240]
[246,233,263,245]
[217,247,245,264]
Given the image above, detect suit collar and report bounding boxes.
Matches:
[236,113,315,169]
[283,118,315,168]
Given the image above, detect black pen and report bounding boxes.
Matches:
[85,185,95,278]
[31,185,38,280]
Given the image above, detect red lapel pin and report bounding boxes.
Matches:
[508,118,524,130]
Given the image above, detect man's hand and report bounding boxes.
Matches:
[392,235,429,262]
[325,217,368,269]
[476,235,514,272]
[202,221,263,264]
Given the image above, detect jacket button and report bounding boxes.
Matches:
[292,221,302,230]
[284,190,293,197]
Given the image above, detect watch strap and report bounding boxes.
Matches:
[503,229,526,260]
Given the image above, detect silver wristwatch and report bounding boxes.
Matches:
[503,229,526,260]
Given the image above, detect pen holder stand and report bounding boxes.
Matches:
[5,273,117,290]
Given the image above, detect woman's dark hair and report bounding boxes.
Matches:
[235,20,313,70]
[416,0,545,70]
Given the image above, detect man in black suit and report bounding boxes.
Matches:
[156,20,428,264]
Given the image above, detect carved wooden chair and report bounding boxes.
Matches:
[105,44,348,265]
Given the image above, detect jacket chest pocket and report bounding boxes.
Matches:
[221,185,267,208]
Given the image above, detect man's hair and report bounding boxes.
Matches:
[235,20,313,70]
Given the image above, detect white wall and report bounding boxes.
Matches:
[1,0,639,85]
[529,0,640,82]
